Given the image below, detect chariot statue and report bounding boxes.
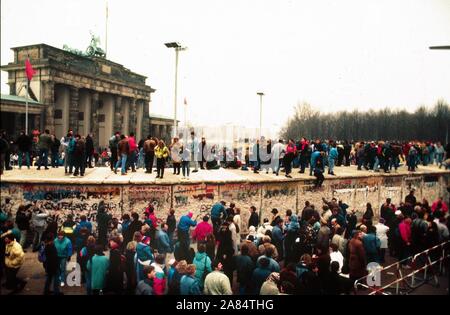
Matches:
[86,32,106,58]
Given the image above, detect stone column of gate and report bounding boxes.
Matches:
[69,86,79,133]
[141,100,150,141]
[42,81,55,132]
[129,98,137,135]
[114,95,123,134]
[91,92,100,148]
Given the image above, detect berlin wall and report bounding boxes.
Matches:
[1,173,448,233]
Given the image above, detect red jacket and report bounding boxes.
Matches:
[128,136,138,152]
[192,221,213,242]
[399,221,411,244]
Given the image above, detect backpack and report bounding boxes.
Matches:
[38,242,46,263]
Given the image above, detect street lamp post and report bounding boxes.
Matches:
[257,92,264,139]
[165,42,187,138]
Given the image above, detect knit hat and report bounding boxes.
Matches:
[187,211,193,218]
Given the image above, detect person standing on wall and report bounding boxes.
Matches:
[127,132,138,173]
[37,129,52,170]
[85,133,95,168]
[155,140,169,179]
[144,135,157,174]
[109,132,120,171]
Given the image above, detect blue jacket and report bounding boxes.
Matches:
[193,252,212,287]
[180,275,202,295]
[329,147,338,160]
[363,233,381,255]
[68,138,76,154]
[310,151,321,168]
[211,203,226,219]
[256,255,280,272]
[157,229,172,254]
[136,242,154,262]
[251,267,272,294]
[54,236,72,258]
[178,215,197,232]
[74,220,92,248]
[272,225,284,244]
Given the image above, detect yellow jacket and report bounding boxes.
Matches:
[5,240,25,268]
[155,145,169,159]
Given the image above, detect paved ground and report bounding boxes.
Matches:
[1,164,448,184]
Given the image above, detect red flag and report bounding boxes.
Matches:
[25,58,36,81]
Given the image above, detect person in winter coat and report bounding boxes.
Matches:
[180,264,202,295]
[79,236,96,295]
[54,230,72,286]
[192,215,213,243]
[37,129,52,170]
[135,265,156,295]
[283,139,297,178]
[284,214,300,265]
[156,223,172,255]
[74,215,92,252]
[216,222,235,285]
[15,131,32,169]
[151,254,167,295]
[106,237,124,294]
[316,221,331,251]
[15,205,31,249]
[234,244,255,294]
[3,233,26,292]
[348,230,367,283]
[170,137,182,175]
[248,206,259,231]
[126,132,138,172]
[50,134,61,168]
[143,135,157,173]
[363,225,381,263]
[203,259,233,295]
[155,139,169,179]
[177,212,197,257]
[72,134,86,176]
[193,243,212,289]
[250,257,272,294]
[135,232,154,282]
[272,219,284,262]
[96,201,112,248]
[328,144,338,175]
[260,272,281,295]
[42,234,60,295]
[85,134,95,168]
[86,245,110,295]
[375,218,390,263]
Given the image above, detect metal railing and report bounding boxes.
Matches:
[353,240,450,295]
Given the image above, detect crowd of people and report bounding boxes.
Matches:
[0,192,448,295]
[1,129,449,186]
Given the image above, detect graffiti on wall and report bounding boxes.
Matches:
[219,183,261,233]
[1,184,122,227]
[172,184,219,221]
[126,185,171,217]
[261,183,297,221]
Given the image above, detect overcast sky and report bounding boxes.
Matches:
[1,0,449,134]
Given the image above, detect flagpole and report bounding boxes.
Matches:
[105,1,109,57]
[25,79,29,135]
[184,99,187,129]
